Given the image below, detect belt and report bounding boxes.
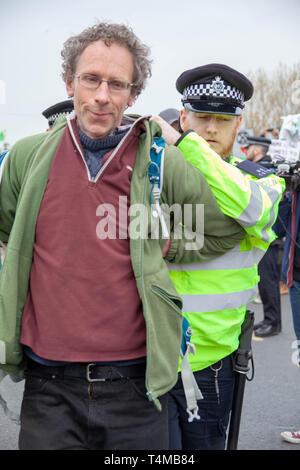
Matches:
[26,358,146,383]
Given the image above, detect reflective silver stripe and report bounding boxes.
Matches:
[167,246,254,272]
[236,180,263,228]
[259,182,281,242]
[260,182,281,205]
[252,246,266,264]
[181,287,258,312]
[236,180,281,243]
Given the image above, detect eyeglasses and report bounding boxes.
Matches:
[74,73,135,93]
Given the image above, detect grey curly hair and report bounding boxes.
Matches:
[61,22,152,97]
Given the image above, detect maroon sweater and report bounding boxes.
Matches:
[20,121,147,362]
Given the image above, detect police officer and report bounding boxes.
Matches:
[152,63,285,450]
[244,135,272,163]
[177,63,252,159]
[42,99,74,129]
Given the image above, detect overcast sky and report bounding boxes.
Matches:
[1,0,300,146]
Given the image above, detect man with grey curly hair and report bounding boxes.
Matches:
[61,22,152,99]
[61,22,151,140]
[0,22,246,450]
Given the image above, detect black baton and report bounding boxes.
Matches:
[227,310,255,450]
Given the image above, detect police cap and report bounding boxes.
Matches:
[244,136,272,148]
[159,108,180,126]
[42,99,74,127]
[176,63,254,116]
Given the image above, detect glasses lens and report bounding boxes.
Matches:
[79,74,99,88]
[108,79,129,93]
[77,74,131,93]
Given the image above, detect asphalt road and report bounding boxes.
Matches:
[238,293,300,451]
[0,293,299,451]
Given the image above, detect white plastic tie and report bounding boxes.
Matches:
[187,406,201,423]
[181,342,203,422]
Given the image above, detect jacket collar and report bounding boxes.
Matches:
[52,113,163,179]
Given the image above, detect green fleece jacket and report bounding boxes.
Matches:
[0,116,245,409]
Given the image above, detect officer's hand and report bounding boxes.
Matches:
[150,116,181,146]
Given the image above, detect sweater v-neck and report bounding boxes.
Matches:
[78,126,129,178]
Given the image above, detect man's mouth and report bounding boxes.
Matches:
[89,110,111,119]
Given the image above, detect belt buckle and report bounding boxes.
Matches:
[86,363,106,383]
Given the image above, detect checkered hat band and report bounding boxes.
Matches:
[48,111,72,125]
[183,83,244,103]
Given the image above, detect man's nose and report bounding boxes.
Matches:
[206,117,218,134]
[94,81,111,103]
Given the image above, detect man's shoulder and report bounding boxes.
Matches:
[8,131,51,165]
[4,132,51,179]
[164,142,185,162]
[12,131,48,153]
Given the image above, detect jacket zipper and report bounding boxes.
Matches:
[140,168,163,409]
[151,285,182,315]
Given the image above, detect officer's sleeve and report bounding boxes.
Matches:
[161,144,246,264]
[176,131,286,244]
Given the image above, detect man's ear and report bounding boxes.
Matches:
[179,108,187,131]
[235,115,242,135]
[66,72,74,98]
[127,94,136,107]
[254,146,260,158]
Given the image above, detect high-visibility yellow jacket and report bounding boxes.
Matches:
[167,131,286,371]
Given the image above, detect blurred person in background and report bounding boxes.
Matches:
[159,108,180,131]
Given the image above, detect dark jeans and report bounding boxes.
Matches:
[168,355,235,450]
[19,361,168,450]
[258,244,281,327]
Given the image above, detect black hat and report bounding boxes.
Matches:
[42,99,74,127]
[159,108,180,126]
[244,136,272,148]
[176,63,253,116]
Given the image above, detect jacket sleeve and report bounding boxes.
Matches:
[0,134,45,242]
[176,131,286,244]
[161,144,246,264]
[0,151,20,242]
